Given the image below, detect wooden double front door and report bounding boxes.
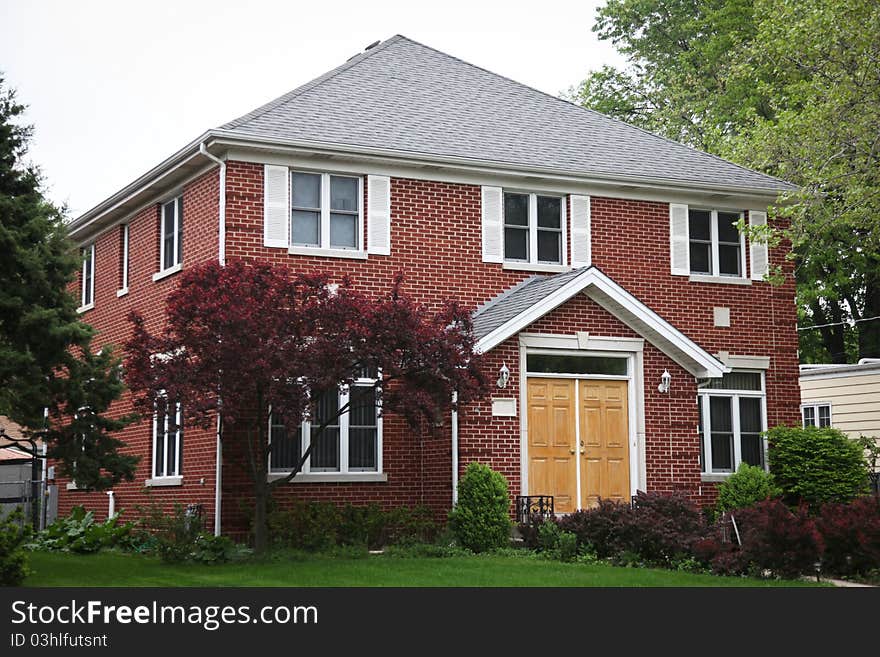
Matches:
[527,378,630,512]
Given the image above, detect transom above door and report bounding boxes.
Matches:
[526,372,631,512]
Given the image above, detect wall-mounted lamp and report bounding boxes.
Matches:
[497,363,510,389]
[658,369,671,394]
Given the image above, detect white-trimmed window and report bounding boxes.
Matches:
[118,224,129,293]
[269,370,381,474]
[802,403,832,428]
[152,399,182,479]
[79,243,95,310]
[503,192,565,265]
[291,172,362,252]
[159,196,183,272]
[688,209,745,277]
[698,371,766,474]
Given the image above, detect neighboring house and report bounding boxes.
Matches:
[0,416,55,527]
[800,359,880,440]
[59,35,800,537]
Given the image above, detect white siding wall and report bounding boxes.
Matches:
[800,371,880,438]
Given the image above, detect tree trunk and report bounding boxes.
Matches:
[253,474,269,554]
[858,262,880,359]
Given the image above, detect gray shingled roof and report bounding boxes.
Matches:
[222,35,794,193]
[473,268,588,340]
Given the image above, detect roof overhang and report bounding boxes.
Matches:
[475,267,728,379]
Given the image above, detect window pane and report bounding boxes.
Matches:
[176,197,183,266]
[537,196,561,228]
[710,396,732,432]
[504,193,528,226]
[698,400,705,472]
[504,227,528,260]
[741,434,764,468]
[310,392,340,471]
[269,418,302,471]
[739,397,762,433]
[719,244,741,276]
[717,212,741,243]
[163,201,176,269]
[689,242,711,274]
[166,424,177,477]
[711,433,734,472]
[818,405,831,427]
[527,354,627,375]
[348,386,377,471]
[803,406,815,427]
[689,209,711,240]
[292,173,321,209]
[330,213,357,249]
[330,176,358,212]
[292,210,320,246]
[154,408,166,477]
[537,230,561,263]
[701,372,762,391]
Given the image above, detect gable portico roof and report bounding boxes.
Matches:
[473,267,727,379]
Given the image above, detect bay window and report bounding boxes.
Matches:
[698,371,766,474]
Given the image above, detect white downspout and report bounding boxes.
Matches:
[199,142,226,266]
[106,491,115,519]
[451,392,459,505]
[214,415,222,537]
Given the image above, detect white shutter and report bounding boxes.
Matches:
[263,165,289,248]
[481,186,503,263]
[669,203,690,275]
[367,175,391,255]
[749,210,769,280]
[570,194,591,267]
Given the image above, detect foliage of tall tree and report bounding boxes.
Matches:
[568,0,880,362]
[124,260,488,552]
[0,75,137,488]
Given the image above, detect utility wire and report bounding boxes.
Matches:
[797,315,880,331]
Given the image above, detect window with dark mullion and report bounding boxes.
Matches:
[699,370,766,475]
[348,385,378,471]
[503,193,529,261]
[688,209,712,274]
[688,208,744,277]
[269,415,302,471]
[160,197,183,271]
[310,391,340,471]
[717,211,741,276]
[536,196,562,263]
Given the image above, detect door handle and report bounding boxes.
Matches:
[570,449,576,454]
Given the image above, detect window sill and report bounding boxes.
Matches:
[116,287,129,298]
[152,263,182,282]
[288,246,368,260]
[76,303,94,314]
[688,274,751,286]
[701,473,732,483]
[267,472,387,484]
[145,476,183,487]
[502,262,570,274]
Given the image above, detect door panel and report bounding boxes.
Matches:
[527,379,577,513]
[579,380,630,508]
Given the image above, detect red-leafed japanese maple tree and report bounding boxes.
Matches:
[124,259,487,551]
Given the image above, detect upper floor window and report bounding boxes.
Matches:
[698,370,765,475]
[688,209,744,277]
[160,196,183,272]
[291,172,362,252]
[153,398,182,479]
[79,243,95,310]
[802,403,832,428]
[269,369,380,474]
[118,224,129,294]
[503,192,564,265]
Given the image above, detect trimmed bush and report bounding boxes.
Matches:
[448,462,512,552]
[716,499,822,578]
[768,425,868,505]
[558,492,707,566]
[267,501,341,551]
[816,496,880,577]
[716,463,782,515]
[0,508,31,586]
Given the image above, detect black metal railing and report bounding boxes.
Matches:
[515,495,554,524]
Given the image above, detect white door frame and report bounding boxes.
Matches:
[518,332,646,506]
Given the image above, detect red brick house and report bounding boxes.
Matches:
[61,35,799,536]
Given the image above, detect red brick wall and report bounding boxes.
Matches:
[58,159,800,536]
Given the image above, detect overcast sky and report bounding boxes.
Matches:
[0,0,625,218]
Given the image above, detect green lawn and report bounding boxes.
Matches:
[23,551,822,587]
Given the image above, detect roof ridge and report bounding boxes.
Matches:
[395,36,791,189]
[220,35,403,130]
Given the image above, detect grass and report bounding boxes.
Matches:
[23,550,824,587]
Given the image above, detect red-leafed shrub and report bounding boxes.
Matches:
[557,492,707,565]
[816,496,880,576]
[714,499,823,578]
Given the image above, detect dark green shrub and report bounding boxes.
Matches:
[0,507,31,586]
[768,425,868,505]
[381,505,439,546]
[448,462,511,552]
[190,534,237,564]
[138,502,238,564]
[267,501,341,551]
[29,505,135,553]
[716,463,782,515]
[557,531,578,562]
[337,503,385,548]
[537,519,561,552]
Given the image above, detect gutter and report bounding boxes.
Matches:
[451,392,459,505]
[199,142,227,266]
[214,415,222,537]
